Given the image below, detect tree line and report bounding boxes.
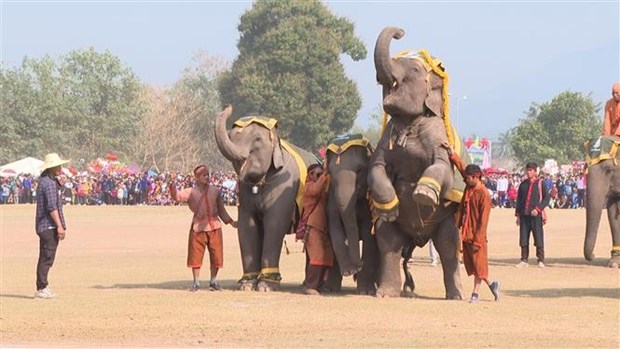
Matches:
[0,0,601,171]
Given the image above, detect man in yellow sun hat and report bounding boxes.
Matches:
[34,153,70,299]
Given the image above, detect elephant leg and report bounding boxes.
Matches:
[434,217,464,300]
[256,205,295,292]
[607,198,620,268]
[356,213,378,295]
[237,209,261,291]
[375,221,407,298]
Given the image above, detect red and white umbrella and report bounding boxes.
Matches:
[0,168,18,177]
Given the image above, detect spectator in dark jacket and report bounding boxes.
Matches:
[515,162,551,268]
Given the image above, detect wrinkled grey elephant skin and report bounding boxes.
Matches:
[583,136,620,268]
[214,105,319,291]
[368,26,464,299]
[323,137,379,295]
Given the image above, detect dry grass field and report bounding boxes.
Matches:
[1,204,619,348]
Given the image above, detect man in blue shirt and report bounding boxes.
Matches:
[34,153,70,299]
[22,175,33,203]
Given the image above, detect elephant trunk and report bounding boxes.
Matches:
[214,105,245,162]
[374,27,405,86]
[333,170,362,267]
[584,168,607,261]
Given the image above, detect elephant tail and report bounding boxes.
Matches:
[401,243,415,293]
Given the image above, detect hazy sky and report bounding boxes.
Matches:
[2,0,619,139]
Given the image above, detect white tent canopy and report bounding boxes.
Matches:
[0,157,44,176]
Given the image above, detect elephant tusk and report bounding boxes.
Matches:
[392,80,397,88]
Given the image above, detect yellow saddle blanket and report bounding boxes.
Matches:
[584,136,620,167]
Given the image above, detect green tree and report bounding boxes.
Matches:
[510,91,601,165]
[0,56,73,163]
[218,0,366,152]
[60,48,145,161]
[0,49,145,164]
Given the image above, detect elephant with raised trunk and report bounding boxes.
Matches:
[584,136,620,267]
[214,105,319,291]
[325,134,379,294]
[368,26,466,299]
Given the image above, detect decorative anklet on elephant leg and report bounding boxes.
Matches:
[611,246,620,257]
[238,272,259,284]
[258,267,282,283]
[414,177,440,206]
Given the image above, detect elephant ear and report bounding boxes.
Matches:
[272,136,285,170]
[424,73,444,117]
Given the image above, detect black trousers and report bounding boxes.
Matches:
[519,215,545,262]
[36,229,59,290]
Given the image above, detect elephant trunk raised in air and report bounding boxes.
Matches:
[374,26,404,87]
[368,26,464,299]
[214,105,246,163]
[213,105,321,291]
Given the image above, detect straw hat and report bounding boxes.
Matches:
[40,153,70,171]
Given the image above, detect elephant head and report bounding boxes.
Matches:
[583,136,620,267]
[374,27,445,121]
[214,105,286,185]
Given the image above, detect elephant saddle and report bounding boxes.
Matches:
[584,136,620,167]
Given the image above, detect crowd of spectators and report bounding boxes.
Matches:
[1,166,587,211]
[483,170,587,209]
[0,170,238,207]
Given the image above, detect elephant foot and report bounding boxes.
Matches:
[608,257,620,268]
[375,286,401,298]
[445,292,463,300]
[413,184,439,207]
[356,287,376,296]
[356,278,377,296]
[257,280,280,292]
[239,280,257,291]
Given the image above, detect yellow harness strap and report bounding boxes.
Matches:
[233,116,278,130]
[280,140,307,211]
[326,138,370,155]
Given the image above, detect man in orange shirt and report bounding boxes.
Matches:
[603,83,620,136]
[445,145,500,304]
[170,165,237,292]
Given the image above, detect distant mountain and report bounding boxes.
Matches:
[460,39,619,140]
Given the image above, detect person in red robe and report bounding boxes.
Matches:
[300,164,334,295]
[603,83,620,136]
[445,144,500,304]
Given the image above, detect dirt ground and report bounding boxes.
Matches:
[1,205,618,348]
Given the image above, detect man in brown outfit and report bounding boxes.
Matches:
[170,165,237,292]
[603,83,620,136]
[300,164,334,295]
[446,146,500,304]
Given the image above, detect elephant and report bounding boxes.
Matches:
[368,26,466,299]
[583,135,620,268]
[324,134,379,295]
[214,105,320,291]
